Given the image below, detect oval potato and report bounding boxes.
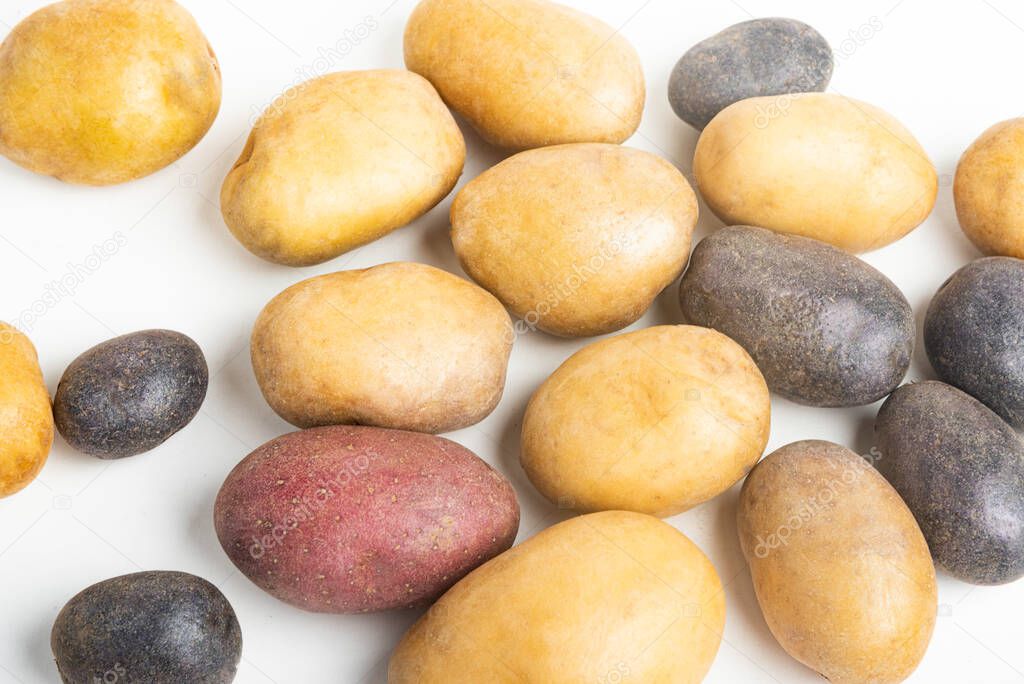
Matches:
[738,440,936,684]
[252,262,513,433]
[694,93,937,252]
[0,324,54,498]
[221,70,465,266]
[404,0,644,149]
[522,325,770,516]
[388,511,724,683]
[0,0,221,185]
[955,118,1024,258]
[452,144,698,337]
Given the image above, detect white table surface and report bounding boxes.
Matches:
[1,0,1022,682]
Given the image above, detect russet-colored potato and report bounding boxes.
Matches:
[0,0,221,185]
[221,70,465,266]
[955,118,1024,258]
[404,0,644,149]
[0,324,54,498]
[694,93,937,252]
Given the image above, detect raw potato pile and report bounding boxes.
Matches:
[4,1,1023,683]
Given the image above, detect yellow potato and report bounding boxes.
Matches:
[738,440,936,684]
[0,324,54,498]
[404,0,644,150]
[0,0,221,185]
[222,70,465,267]
[522,325,770,517]
[389,511,724,683]
[955,118,1024,258]
[452,144,697,337]
[694,93,937,252]
[251,262,512,434]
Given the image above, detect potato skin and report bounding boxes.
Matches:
[679,225,914,407]
[214,425,519,614]
[252,262,512,433]
[738,440,936,684]
[404,0,644,150]
[522,325,769,517]
[0,324,53,498]
[388,511,724,683]
[221,70,465,266]
[694,93,937,252]
[452,144,698,337]
[875,381,1024,585]
[955,119,1024,258]
[0,0,221,185]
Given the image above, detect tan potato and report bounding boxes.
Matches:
[404,0,644,150]
[452,144,697,337]
[522,325,770,517]
[0,0,221,185]
[738,440,937,684]
[0,324,54,498]
[251,262,512,433]
[222,70,465,267]
[388,511,725,683]
[694,93,937,253]
[955,118,1024,258]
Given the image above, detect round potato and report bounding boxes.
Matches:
[694,93,937,252]
[522,325,770,517]
[738,440,936,684]
[404,0,644,150]
[955,118,1024,258]
[221,70,465,266]
[388,511,724,683]
[215,425,519,613]
[452,144,698,337]
[0,324,54,498]
[0,0,221,185]
[252,262,512,433]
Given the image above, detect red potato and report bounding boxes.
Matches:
[214,425,519,613]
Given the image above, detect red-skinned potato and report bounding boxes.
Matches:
[214,425,519,614]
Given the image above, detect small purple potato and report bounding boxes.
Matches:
[214,425,520,613]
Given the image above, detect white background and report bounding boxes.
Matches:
[0,0,1021,682]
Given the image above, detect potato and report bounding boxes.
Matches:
[452,144,698,337]
[694,93,937,252]
[679,226,914,407]
[522,325,769,516]
[52,571,241,684]
[404,0,644,150]
[876,381,1024,585]
[738,440,936,684]
[0,0,221,185]
[0,324,53,498]
[389,511,724,683]
[214,425,519,613]
[221,70,465,266]
[955,118,1024,258]
[251,262,512,433]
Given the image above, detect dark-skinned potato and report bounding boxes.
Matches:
[389,511,724,683]
[738,440,936,684]
[876,381,1024,585]
[214,425,520,613]
[0,323,53,498]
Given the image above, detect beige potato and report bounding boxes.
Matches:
[222,70,465,267]
[452,144,697,337]
[522,325,770,517]
[251,262,512,433]
[694,93,937,253]
[955,118,1024,258]
[0,0,221,185]
[404,0,644,150]
[0,324,54,498]
[738,440,937,684]
[389,511,725,683]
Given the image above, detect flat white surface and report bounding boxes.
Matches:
[0,0,1022,682]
